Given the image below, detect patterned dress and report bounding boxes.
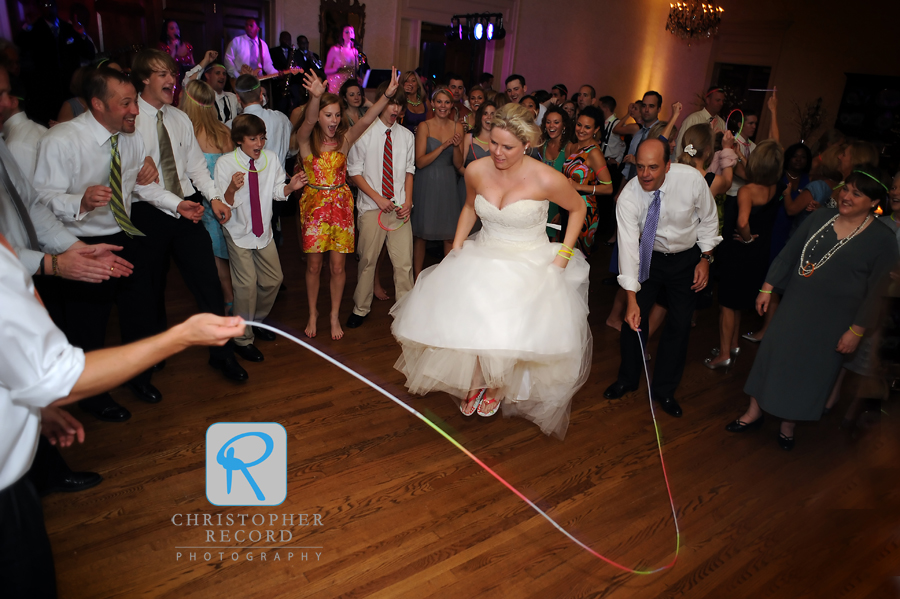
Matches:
[562,144,600,255]
[299,151,354,253]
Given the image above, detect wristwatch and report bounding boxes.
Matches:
[700,253,714,265]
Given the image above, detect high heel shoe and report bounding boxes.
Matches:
[710,347,741,358]
[725,415,764,433]
[703,357,733,371]
[777,432,795,451]
[741,332,763,343]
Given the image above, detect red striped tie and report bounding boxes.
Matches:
[382,129,394,200]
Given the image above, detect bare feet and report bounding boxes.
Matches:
[330,315,344,340]
[305,312,317,338]
[605,316,623,332]
[374,286,390,301]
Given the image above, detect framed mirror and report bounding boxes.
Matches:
[319,0,366,58]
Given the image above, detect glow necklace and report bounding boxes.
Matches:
[798,214,869,277]
[233,148,268,173]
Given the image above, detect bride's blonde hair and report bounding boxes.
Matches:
[491,103,541,148]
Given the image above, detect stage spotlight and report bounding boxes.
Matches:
[486,21,494,40]
[474,20,484,40]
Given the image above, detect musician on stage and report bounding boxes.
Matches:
[224,18,277,79]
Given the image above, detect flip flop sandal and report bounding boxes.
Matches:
[477,396,502,417]
[461,389,486,416]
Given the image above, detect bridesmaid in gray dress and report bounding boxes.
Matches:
[412,87,464,278]
[725,167,899,450]
[457,101,496,230]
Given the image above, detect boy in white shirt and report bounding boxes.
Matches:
[215,114,306,361]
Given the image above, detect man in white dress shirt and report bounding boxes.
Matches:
[603,138,721,417]
[33,66,182,422]
[346,84,415,329]
[224,18,277,79]
[0,230,244,596]
[234,73,293,167]
[1,76,46,178]
[183,51,241,126]
[675,86,727,155]
[130,49,248,386]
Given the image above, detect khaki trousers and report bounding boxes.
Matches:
[352,209,414,316]
[223,229,284,345]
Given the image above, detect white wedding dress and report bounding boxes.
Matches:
[390,195,592,439]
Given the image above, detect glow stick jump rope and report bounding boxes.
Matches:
[246,321,680,574]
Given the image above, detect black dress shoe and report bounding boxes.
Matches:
[777,432,795,451]
[78,394,131,422]
[41,471,103,496]
[234,343,264,362]
[151,360,166,372]
[603,381,638,399]
[209,356,249,381]
[655,396,683,418]
[725,416,764,433]
[345,313,366,329]
[127,381,163,404]
[253,326,277,342]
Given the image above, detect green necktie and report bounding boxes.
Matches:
[108,134,145,237]
[157,110,184,198]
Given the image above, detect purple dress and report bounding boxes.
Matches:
[402,108,428,134]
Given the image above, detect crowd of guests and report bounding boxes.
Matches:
[2,10,899,595]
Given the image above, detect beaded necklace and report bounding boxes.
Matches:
[798,214,869,277]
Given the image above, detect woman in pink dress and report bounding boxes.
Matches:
[324,25,359,93]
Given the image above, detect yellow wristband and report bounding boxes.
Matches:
[849,326,863,337]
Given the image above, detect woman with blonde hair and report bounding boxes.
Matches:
[400,70,429,133]
[706,140,784,369]
[179,79,235,314]
[411,86,466,277]
[391,104,591,438]
[295,69,401,340]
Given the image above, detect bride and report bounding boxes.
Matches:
[390,104,592,439]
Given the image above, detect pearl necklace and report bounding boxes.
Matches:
[798,214,869,277]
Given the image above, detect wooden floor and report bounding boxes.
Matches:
[45,221,900,599]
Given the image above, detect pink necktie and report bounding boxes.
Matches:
[249,159,263,237]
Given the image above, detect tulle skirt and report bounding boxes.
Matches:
[390,233,592,439]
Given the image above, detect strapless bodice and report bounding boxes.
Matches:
[474,195,549,249]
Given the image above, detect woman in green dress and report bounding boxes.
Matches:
[538,105,572,239]
[726,166,899,450]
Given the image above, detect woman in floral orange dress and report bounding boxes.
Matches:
[295,68,400,340]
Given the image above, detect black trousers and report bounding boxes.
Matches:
[36,231,147,353]
[26,437,72,497]
[618,245,701,398]
[129,198,233,375]
[0,475,57,598]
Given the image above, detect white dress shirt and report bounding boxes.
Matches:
[347,119,416,214]
[135,96,221,216]
[33,111,181,238]
[0,137,78,273]
[240,103,293,168]
[182,65,242,127]
[224,34,277,79]
[602,114,626,163]
[0,243,85,491]
[727,135,757,196]
[214,148,287,249]
[616,163,722,293]
[3,111,48,178]
[675,108,726,155]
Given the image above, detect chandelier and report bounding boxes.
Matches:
[666,1,724,41]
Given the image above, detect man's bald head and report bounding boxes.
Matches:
[635,138,671,192]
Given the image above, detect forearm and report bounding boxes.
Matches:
[416,146,446,169]
[452,204,478,249]
[350,175,383,203]
[562,204,586,251]
[53,326,192,405]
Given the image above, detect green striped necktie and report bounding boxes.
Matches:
[108,134,145,237]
